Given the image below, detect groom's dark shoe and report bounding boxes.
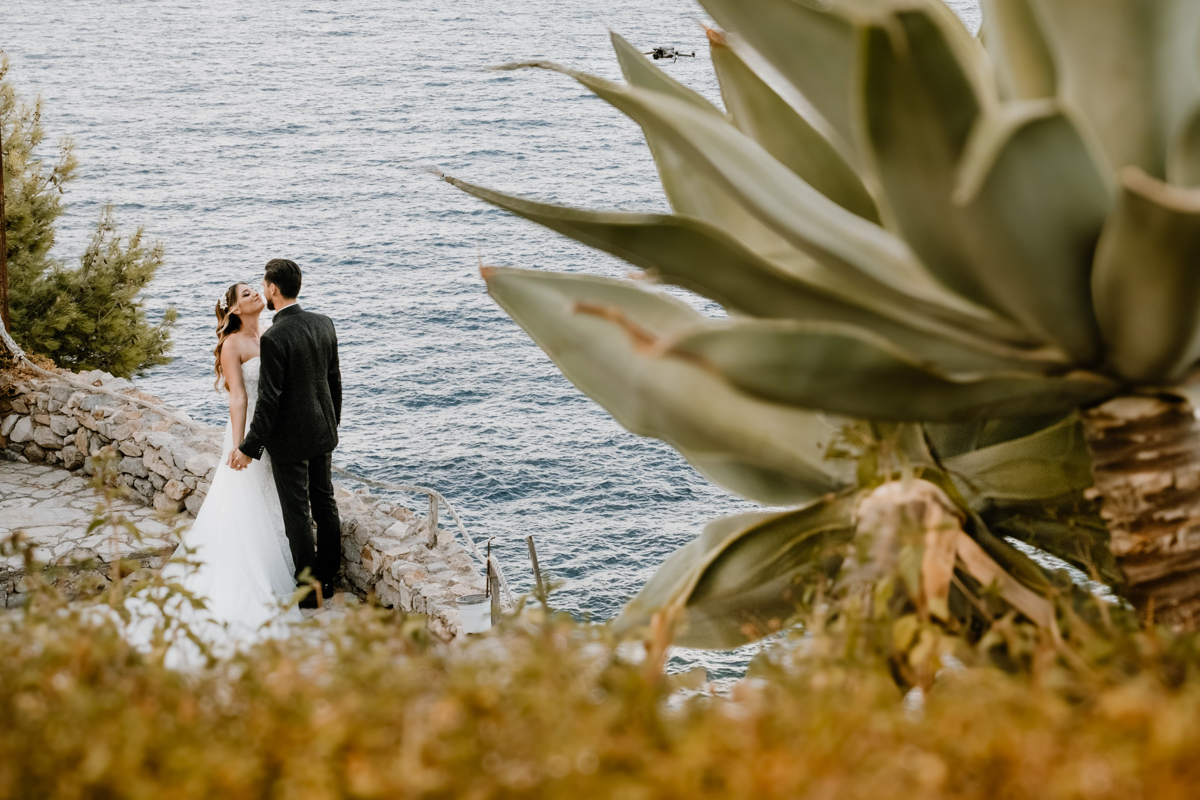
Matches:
[298,587,320,609]
[321,581,337,601]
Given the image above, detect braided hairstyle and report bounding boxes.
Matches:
[213,283,246,390]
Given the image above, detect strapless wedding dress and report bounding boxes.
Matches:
[126,357,301,666]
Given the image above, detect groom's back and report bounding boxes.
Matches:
[258,306,342,462]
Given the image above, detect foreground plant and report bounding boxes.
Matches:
[448,0,1200,640]
[8,569,1200,799]
[9,471,1200,797]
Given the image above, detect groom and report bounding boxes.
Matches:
[229,258,343,608]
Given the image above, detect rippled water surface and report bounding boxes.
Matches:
[7,0,980,678]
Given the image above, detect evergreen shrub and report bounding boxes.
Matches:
[1,54,174,377]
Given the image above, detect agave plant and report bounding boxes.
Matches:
[449,0,1200,643]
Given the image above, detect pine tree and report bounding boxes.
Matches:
[2,53,174,377]
[0,53,76,311]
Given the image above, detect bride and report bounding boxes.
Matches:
[126,283,301,664]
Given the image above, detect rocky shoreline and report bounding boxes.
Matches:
[0,366,486,637]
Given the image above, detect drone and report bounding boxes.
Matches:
[643,46,696,63]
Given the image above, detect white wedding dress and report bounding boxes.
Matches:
[125,357,302,666]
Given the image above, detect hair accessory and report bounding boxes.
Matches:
[217,297,229,312]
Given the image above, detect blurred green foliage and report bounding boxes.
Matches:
[1,54,174,377]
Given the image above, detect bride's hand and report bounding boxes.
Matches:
[227,449,253,471]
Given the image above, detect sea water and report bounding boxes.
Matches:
[5,0,980,679]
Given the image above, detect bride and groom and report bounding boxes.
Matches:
[148,258,343,650]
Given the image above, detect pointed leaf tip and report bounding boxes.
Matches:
[485,268,854,504]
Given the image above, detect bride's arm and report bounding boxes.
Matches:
[221,342,250,450]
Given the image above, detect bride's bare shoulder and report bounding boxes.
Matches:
[223,332,261,363]
[221,334,250,374]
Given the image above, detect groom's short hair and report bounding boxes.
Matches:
[264,259,302,299]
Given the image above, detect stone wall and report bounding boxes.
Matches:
[334,486,489,641]
[1,369,217,514]
[0,366,486,636]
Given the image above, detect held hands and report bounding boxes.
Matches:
[227,449,254,471]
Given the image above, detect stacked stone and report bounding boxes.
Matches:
[337,486,486,640]
[1,366,488,637]
[0,463,178,608]
[1,369,222,515]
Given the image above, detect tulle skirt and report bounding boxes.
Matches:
[123,420,302,668]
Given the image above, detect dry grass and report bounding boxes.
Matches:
[3,581,1200,799]
[4,457,1200,799]
[0,347,56,390]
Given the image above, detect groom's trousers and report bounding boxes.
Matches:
[270,452,342,585]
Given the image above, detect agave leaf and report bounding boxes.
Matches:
[1160,1,1200,185]
[1027,0,1200,181]
[865,11,1110,363]
[696,0,860,151]
[593,60,812,265]
[979,0,1056,100]
[707,28,879,223]
[699,0,987,144]
[614,495,858,649]
[584,71,928,295]
[960,107,1111,363]
[715,30,862,166]
[491,60,1046,350]
[609,31,721,115]
[605,37,799,262]
[483,267,854,504]
[1171,109,1200,188]
[1092,168,1200,383]
[1141,0,1200,181]
[981,494,1120,587]
[680,315,1048,376]
[922,415,1065,459]
[667,321,1117,422]
[449,176,836,313]
[861,10,989,306]
[449,177,1067,369]
[941,414,1092,504]
[580,75,1020,335]
[451,176,880,322]
[640,115,800,260]
[1025,0,1155,173]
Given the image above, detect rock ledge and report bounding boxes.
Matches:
[0,367,485,637]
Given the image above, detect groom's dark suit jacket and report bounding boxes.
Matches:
[239,304,342,464]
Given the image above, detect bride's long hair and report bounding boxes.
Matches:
[213,283,245,390]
